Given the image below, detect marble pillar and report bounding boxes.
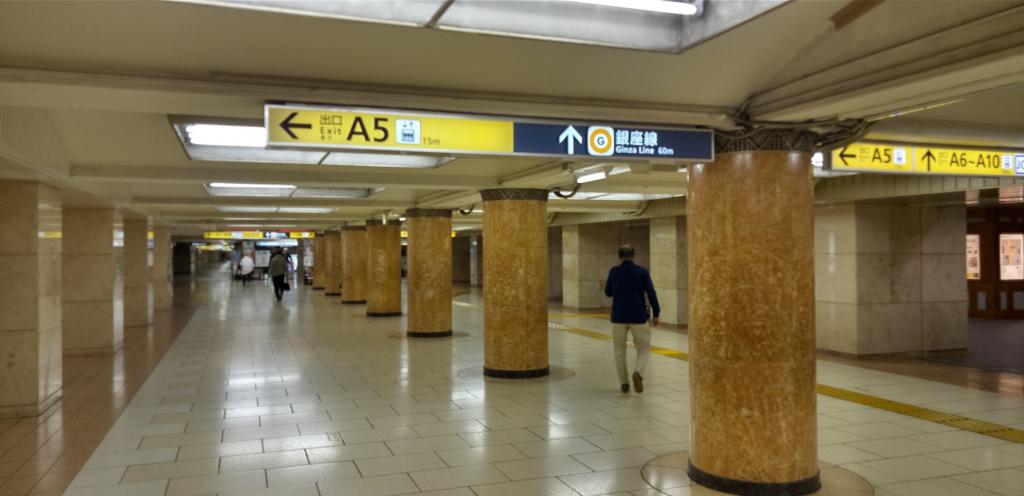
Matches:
[324,232,342,296]
[341,226,368,304]
[480,189,549,378]
[687,130,819,494]
[152,226,172,311]
[406,209,453,337]
[0,182,62,418]
[650,216,688,325]
[62,207,123,355]
[123,218,152,327]
[312,233,326,290]
[366,219,402,316]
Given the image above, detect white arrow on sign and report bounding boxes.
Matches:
[559,125,583,155]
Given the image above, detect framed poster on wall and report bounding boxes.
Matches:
[999,233,1024,280]
[966,234,981,280]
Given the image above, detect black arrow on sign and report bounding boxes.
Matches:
[838,146,856,166]
[922,150,936,171]
[279,112,312,140]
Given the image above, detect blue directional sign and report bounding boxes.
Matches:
[513,122,713,161]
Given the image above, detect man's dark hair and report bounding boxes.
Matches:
[618,244,635,259]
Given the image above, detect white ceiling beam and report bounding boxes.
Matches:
[748,5,1024,121]
[0,66,731,127]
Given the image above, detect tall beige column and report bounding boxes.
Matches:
[366,219,402,316]
[406,209,452,337]
[0,182,62,418]
[480,189,548,378]
[324,231,342,296]
[152,226,172,311]
[62,207,123,355]
[123,218,152,327]
[312,233,326,290]
[650,216,687,325]
[341,226,368,304]
[688,130,819,494]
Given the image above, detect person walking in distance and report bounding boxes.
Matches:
[268,248,289,301]
[604,244,660,393]
[238,252,254,286]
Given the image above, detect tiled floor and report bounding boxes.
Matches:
[0,290,196,496]
[49,265,1024,495]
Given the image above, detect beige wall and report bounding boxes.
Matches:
[816,203,968,355]
[562,222,649,309]
[650,216,687,325]
[0,181,62,417]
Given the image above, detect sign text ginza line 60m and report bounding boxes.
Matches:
[265,103,714,162]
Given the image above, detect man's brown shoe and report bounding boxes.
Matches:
[632,372,644,393]
[621,383,630,393]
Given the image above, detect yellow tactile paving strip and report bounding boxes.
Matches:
[459,302,1023,443]
[553,322,1022,444]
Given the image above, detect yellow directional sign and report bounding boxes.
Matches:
[831,142,1024,178]
[204,231,263,240]
[915,147,1015,176]
[266,105,514,154]
[831,143,911,173]
[265,103,715,161]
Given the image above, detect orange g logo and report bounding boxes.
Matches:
[587,126,614,156]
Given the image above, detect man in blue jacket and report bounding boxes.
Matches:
[604,244,660,393]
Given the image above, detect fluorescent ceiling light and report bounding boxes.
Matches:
[186,124,267,147]
[277,207,336,214]
[209,182,296,189]
[575,170,607,184]
[608,165,631,176]
[292,187,376,199]
[185,145,326,164]
[216,206,278,213]
[551,192,675,201]
[321,152,453,168]
[596,193,674,201]
[204,183,296,198]
[565,0,698,15]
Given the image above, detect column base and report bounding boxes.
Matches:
[687,461,821,496]
[63,342,124,356]
[342,300,367,304]
[407,330,453,338]
[367,311,401,317]
[0,390,61,419]
[483,366,550,379]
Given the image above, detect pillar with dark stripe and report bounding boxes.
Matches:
[406,208,452,337]
[341,226,368,304]
[366,219,402,316]
[687,129,820,495]
[480,188,549,378]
